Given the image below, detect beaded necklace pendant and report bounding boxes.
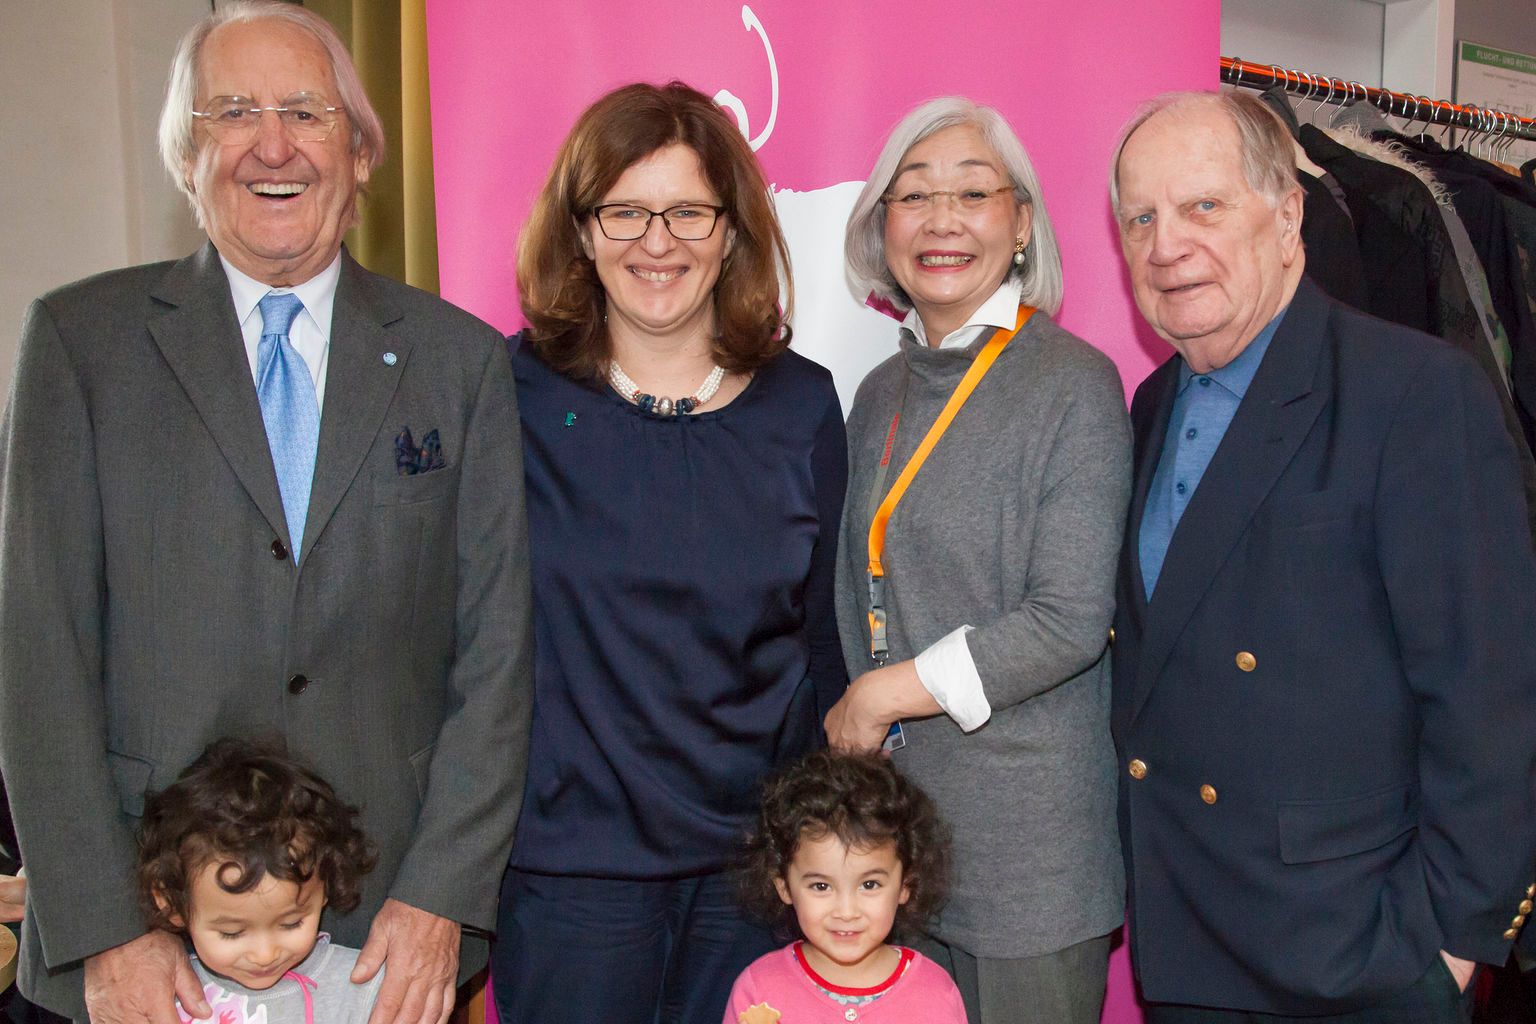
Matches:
[608,362,725,416]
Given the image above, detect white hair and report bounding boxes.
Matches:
[1109,90,1300,217]
[845,97,1064,316]
[158,0,385,210]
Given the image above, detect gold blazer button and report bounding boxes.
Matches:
[1128,759,1148,780]
[1236,651,1257,672]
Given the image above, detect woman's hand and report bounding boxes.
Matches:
[824,659,941,753]
[823,679,894,753]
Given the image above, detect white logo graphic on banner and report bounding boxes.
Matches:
[774,183,900,415]
[713,6,898,412]
[713,6,779,152]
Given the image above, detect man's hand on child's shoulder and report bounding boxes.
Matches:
[0,870,25,924]
[85,930,212,1024]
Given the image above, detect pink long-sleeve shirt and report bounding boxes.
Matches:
[723,943,967,1023]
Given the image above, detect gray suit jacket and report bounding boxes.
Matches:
[0,243,533,1018]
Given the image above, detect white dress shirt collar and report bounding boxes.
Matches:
[221,252,341,341]
[899,277,1024,350]
[220,252,341,408]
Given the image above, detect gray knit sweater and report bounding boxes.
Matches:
[835,312,1132,958]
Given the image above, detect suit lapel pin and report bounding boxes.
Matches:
[382,352,398,366]
[564,412,577,427]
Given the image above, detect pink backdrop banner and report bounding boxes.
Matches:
[425,1,1218,1019]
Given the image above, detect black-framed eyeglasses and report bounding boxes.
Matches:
[590,203,726,241]
[192,93,345,144]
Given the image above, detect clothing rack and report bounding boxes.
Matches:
[1221,56,1536,144]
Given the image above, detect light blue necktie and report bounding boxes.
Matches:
[256,292,319,561]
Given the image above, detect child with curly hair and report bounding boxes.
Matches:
[725,749,965,1023]
[137,739,380,1024]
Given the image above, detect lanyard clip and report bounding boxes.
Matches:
[867,571,889,664]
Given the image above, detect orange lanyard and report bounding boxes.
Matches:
[866,305,1035,662]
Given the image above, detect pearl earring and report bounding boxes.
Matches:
[1012,238,1026,268]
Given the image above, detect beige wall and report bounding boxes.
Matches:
[0,0,207,404]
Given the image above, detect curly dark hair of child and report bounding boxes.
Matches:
[137,738,376,932]
[740,749,951,937]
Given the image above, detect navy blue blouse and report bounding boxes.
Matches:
[508,337,848,878]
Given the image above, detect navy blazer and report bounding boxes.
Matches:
[1112,279,1536,1014]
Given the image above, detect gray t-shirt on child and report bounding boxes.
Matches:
[177,934,383,1024]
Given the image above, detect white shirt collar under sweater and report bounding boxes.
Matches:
[899,277,1023,350]
[221,251,340,411]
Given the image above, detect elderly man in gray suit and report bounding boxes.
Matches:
[0,3,532,1022]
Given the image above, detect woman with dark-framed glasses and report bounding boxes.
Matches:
[829,97,1131,1024]
[490,81,847,1024]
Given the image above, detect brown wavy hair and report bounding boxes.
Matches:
[138,738,375,931]
[740,750,951,939]
[517,80,793,381]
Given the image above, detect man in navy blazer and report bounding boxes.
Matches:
[1107,90,1536,1021]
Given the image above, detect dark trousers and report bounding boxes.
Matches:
[1146,957,1476,1024]
[908,931,1112,1024]
[3,990,68,1024]
[491,867,776,1024]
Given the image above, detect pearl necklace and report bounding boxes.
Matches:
[607,360,726,416]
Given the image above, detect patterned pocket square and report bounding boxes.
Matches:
[395,426,446,476]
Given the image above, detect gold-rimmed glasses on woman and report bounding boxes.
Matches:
[881,185,1018,214]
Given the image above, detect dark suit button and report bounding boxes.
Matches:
[287,674,309,695]
[271,539,288,560]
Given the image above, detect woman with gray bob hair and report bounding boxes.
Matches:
[829,96,1131,1024]
[846,97,1064,316]
[157,0,386,206]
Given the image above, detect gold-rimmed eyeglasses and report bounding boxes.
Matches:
[192,94,345,144]
[882,186,1018,214]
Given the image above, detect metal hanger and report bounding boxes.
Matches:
[1311,77,1339,124]
[1328,82,1364,128]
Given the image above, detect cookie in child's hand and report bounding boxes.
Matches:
[738,1003,781,1024]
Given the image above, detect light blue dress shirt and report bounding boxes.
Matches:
[1139,309,1288,599]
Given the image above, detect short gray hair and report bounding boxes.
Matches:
[1109,90,1298,217]
[845,97,1064,317]
[158,0,386,204]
